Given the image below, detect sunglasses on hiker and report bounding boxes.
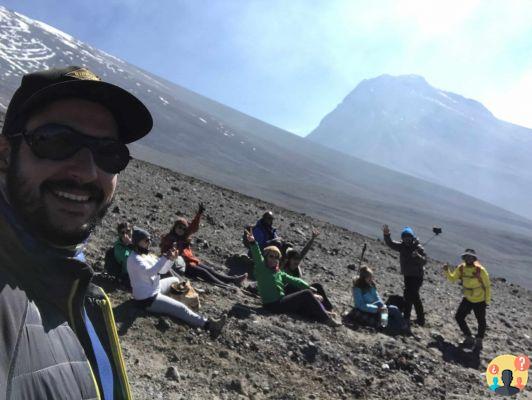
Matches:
[11,123,131,174]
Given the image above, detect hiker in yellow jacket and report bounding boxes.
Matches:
[443,249,491,348]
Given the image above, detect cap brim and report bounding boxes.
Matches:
[20,79,152,143]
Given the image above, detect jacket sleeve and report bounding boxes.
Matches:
[480,267,491,304]
[445,264,461,283]
[114,243,130,267]
[299,236,316,261]
[281,272,310,290]
[250,242,266,273]
[134,254,173,276]
[354,287,379,313]
[186,210,202,238]
[383,234,402,252]
[413,245,427,266]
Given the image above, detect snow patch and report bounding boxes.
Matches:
[159,96,169,105]
[199,117,207,124]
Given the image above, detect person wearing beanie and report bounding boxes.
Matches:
[382,224,427,326]
[160,203,247,287]
[127,227,226,334]
[244,228,341,327]
[443,249,491,348]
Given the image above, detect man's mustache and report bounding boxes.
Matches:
[42,180,104,202]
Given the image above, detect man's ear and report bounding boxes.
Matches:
[0,136,11,173]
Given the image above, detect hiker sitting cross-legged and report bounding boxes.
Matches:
[245,228,341,326]
[281,228,334,311]
[350,266,407,331]
[252,211,283,251]
[160,203,247,287]
[127,227,226,334]
[443,249,491,349]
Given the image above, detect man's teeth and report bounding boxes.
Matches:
[53,190,90,202]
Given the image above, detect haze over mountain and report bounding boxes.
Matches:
[307,74,532,219]
[0,6,531,288]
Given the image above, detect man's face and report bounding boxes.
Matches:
[263,215,273,227]
[6,98,119,246]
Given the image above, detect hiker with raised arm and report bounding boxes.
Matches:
[127,227,226,334]
[382,224,427,326]
[160,203,247,286]
[0,66,152,398]
[245,228,340,326]
[281,227,334,310]
[443,249,491,349]
[282,227,320,278]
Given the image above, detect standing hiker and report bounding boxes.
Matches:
[382,225,427,326]
[443,249,491,348]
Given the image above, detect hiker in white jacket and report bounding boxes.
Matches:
[127,227,226,333]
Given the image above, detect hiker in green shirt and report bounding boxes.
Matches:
[245,228,340,326]
[114,222,132,275]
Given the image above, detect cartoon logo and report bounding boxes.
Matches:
[486,354,529,396]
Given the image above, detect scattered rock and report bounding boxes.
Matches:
[165,366,181,382]
[155,192,163,199]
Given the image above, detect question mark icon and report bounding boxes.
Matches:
[489,364,499,374]
[514,355,530,372]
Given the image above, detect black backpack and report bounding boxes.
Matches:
[104,247,122,280]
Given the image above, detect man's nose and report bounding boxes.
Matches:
[66,147,98,183]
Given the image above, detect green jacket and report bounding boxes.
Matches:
[113,240,131,271]
[250,242,309,304]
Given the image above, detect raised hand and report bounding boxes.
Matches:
[245,228,255,244]
[198,202,206,214]
[311,227,320,238]
[382,224,390,235]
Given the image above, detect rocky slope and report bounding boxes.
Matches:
[84,159,531,400]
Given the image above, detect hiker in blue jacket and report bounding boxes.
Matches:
[352,266,406,330]
[252,211,281,250]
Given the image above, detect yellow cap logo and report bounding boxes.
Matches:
[486,354,529,396]
[64,68,101,81]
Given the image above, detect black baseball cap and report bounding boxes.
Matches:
[2,66,153,143]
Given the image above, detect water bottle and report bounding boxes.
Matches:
[380,307,388,328]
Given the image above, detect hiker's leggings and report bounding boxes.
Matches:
[284,283,334,311]
[263,289,330,322]
[403,275,424,322]
[455,298,487,338]
[185,263,242,286]
[146,278,207,328]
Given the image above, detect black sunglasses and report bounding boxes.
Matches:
[12,123,131,174]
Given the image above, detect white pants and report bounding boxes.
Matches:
[146,277,207,327]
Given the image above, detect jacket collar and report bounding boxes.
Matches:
[0,193,94,316]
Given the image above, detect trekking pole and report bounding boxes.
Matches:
[358,243,367,272]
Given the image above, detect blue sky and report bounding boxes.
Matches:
[2,0,532,135]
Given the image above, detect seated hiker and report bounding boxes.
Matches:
[443,249,491,349]
[282,227,320,278]
[252,211,282,251]
[350,266,406,330]
[114,221,132,276]
[245,228,340,326]
[127,227,226,333]
[160,203,246,286]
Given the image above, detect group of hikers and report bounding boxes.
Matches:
[0,65,493,399]
[109,207,492,350]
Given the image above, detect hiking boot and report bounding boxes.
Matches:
[206,315,227,336]
[415,318,425,327]
[460,336,475,347]
[326,316,342,328]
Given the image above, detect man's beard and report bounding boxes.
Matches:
[6,155,113,247]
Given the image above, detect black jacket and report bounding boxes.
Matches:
[383,234,427,277]
[0,196,131,400]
